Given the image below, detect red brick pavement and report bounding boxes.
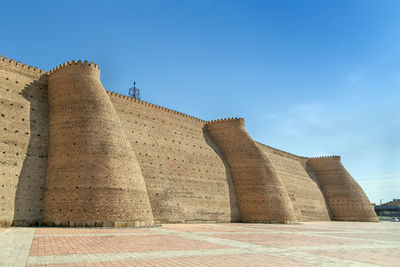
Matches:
[34,228,153,235]
[28,253,317,267]
[310,248,400,267]
[161,224,260,232]
[206,233,374,247]
[30,234,227,256]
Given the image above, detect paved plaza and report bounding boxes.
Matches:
[0,222,399,266]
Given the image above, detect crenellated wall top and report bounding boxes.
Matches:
[206,117,244,125]
[47,60,100,76]
[0,54,45,78]
[308,155,341,161]
[106,91,206,123]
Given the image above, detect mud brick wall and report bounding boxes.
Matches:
[108,92,240,223]
[0,55,378,226]
[43,61,153,227]
[308,156,378,222]
[257,143,331,222]
[0,56,48,226]
[206,118,297,223]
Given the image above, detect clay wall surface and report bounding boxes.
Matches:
[0,55,377,226]
[257,143,331,221]
[0,56,48,226]
[206,118,297,223]
[43,61,153,227]
[108,93,240,223]
[308,157,378,222]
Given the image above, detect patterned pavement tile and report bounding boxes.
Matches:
[34,228,154,235]
[28,253,318,267]
[29,234,228,256]
[160,224,260,233]
[310,248,400,267]
[205,232,375,247]
[314,232,400,242]
[1,222,399,266]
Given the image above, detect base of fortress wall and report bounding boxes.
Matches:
[0,58,48,226]
[257,144,331,222]
[308,157,378,222]
[108,92,240,223]
[206,119,297,223]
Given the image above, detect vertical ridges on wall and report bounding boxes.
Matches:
[307,156,378,222]
[43,61,154,227]
[206,118,297,223]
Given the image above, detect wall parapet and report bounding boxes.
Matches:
[48,60,99,75]
[256,142,308,161]
[206,117,244,124]
[106,91,206,123]
[0,55,45,77]
[308,156,341,161]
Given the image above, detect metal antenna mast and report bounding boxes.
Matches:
[128,81,140,100]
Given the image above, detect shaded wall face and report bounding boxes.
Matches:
[108,93,240,223]
[0,60,48,226]
[308,158,378,222]
[257,144,331,222]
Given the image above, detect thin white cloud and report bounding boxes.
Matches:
[358,173,400,180]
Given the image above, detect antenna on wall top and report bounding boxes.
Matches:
[128,81,141,100]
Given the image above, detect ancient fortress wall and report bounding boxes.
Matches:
[0,56,48,226]
[308,157,378,222]
[257,143,331,221]
[206,118,297,223]
[0,55,377,226]
[43,61,153,227]
[108,93,240,223]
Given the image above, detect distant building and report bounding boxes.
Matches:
[374,199,400,219]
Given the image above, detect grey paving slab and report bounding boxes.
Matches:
[0,228,34,267]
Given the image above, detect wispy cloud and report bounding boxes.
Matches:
[358,173,400,180]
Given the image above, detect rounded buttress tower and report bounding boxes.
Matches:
[308,156,378,222]
[43,61,153,227]
[206,118,297,223]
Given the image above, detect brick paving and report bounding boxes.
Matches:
[29,234,227,256]
[206,232,370,247]
[310,249,400,267]
[0,222,398,266]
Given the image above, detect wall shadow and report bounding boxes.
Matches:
[202,127,241,222]
[13,75,49,226]
[305,162,333,220]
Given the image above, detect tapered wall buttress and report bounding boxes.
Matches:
[257,144,331,222]
[308,157,378,222]
[206,118,297,223]
[43,61,154,227]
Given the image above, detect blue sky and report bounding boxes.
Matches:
[1,0,399,204]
